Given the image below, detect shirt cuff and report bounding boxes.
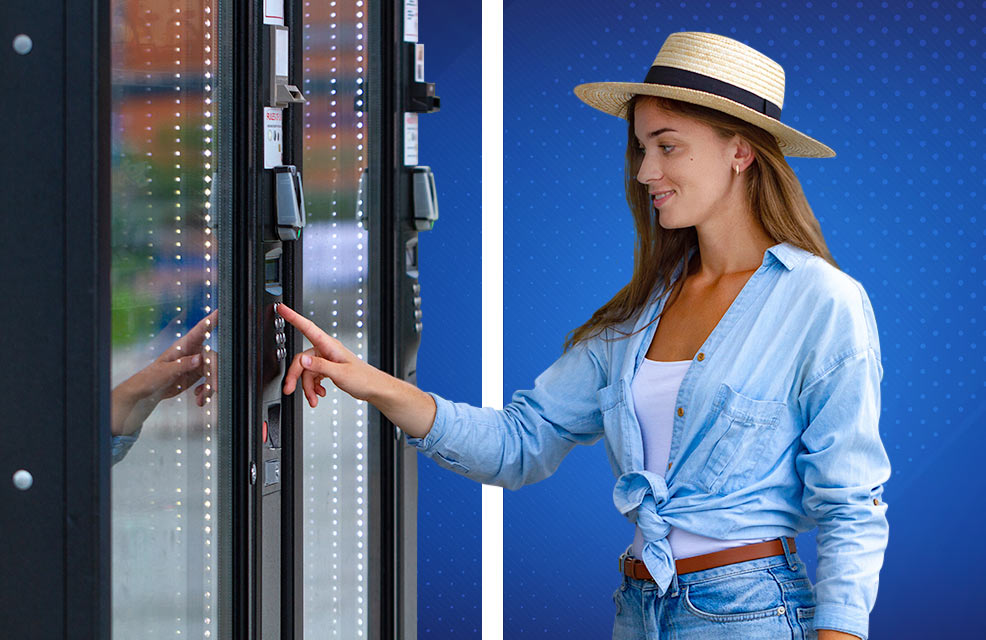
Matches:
[111,428,142,466]
[404,391,451,453]
[814,602,869,640]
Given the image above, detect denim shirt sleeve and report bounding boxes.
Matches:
[111,425,143,466]
[405,335,608,491]
[796,344,890,640]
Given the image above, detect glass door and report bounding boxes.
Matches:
[108,0,230,637]
[297,3,372,638]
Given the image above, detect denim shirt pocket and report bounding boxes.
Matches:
[597,380,632,471]
[695,382,786,495]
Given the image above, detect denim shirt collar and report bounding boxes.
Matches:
[630,241,808,358]
[765,240,809,271]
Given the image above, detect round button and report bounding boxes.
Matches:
[873,498,880,505]
[12,34,32,55]
[776,606,785,615]
[696,352,705,361]
[12,469,33,490]
[677,407,684,417]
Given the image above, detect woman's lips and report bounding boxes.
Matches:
[652,191,674,207]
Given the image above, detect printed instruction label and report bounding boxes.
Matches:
[403,112,419,165]
[414,43,425,82]
[264,0,285,26]
[264,107,283,169]
[403,0,419,42]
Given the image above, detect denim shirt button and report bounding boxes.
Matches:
[677,407,684,417]
[696,352,705,361]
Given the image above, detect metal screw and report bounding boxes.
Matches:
[12,469,33,490]
[12,34,32,55]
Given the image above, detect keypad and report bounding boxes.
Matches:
[273,305,287,361]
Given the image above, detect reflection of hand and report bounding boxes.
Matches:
[111,310,218,436]
[193,338,219,407]
[277,303,381,408]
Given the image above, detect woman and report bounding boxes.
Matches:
[278,31,889,640]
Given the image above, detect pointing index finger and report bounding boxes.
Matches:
[275,303,331,350]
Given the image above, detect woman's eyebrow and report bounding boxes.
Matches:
[636,128,678,142]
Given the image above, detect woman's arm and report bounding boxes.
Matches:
[364,369,438,440]
[796,346,890,640]
[277,302,609,490]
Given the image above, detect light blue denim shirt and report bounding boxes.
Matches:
[406,240,890,640]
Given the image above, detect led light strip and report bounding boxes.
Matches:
[202,2,216,637]
[482,1,503,639]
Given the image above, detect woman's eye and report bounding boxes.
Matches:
[637,144,674,154]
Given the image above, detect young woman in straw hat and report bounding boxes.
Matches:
[277,31,888,640]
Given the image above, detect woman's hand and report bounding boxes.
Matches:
[111,310,218,435]
[277,303,383,407]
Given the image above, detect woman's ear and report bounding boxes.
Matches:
[731,136,756,172]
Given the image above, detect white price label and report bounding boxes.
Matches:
[404,0,419,42]
[264,0,285,26]
[403,112,419,166]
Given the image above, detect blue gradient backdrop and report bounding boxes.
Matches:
[418,1,984,637]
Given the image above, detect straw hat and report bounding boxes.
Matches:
[573,31,835,158]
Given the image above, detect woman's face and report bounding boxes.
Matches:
[633,100,747,230]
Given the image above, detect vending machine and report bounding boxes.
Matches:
[1,0,442,638]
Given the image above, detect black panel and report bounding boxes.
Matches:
[0,0,110,638]
[231,0,258,638]
[367,1,401,639]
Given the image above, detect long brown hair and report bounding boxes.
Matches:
[562,95,839,353]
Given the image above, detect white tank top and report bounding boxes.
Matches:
[629,357,770,560]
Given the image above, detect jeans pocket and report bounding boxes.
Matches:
[797,606,816,640]
[612,585,624,617]
[682,571,787,623]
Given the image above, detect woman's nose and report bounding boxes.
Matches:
[636,153,663,185]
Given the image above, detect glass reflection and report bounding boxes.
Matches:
[110,0,225,637]
[301,1,370,637]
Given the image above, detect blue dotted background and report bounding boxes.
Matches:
[419,0,984,637]
[417,2,483,637]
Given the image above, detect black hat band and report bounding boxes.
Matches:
[643,65,782,120]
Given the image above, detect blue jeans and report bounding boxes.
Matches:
[612,538,817,639]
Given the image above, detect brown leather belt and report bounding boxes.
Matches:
[619,537,797,581]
